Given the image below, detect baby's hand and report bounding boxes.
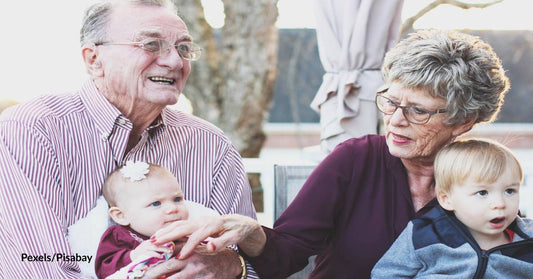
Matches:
[130,240,174,262]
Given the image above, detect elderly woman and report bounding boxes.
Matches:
[150,29,510,278]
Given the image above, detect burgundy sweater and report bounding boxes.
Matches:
[246,135,437,278]
[95,226,148,279]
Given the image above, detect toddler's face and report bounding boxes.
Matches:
[440,164,520,246]
[116,170,189,237]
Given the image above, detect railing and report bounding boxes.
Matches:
[244,144,533,226]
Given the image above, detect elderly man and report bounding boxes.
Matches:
[0,0,256,278]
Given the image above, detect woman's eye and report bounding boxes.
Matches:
[385,99,397,107]
[150,201,161,207]
[412,107,428,115]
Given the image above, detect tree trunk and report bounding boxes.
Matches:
[175,0,279,159]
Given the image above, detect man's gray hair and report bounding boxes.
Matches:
[80,0,177,46]
[382,29,510,126]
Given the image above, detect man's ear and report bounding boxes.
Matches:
[108,206,130,226]
[82,44,104,77]
[437,191,454,211]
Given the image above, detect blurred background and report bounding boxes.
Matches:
[1,0,532,225]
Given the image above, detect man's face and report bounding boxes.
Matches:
[95,3,192,113]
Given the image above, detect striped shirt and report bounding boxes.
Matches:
[0,80,257,278]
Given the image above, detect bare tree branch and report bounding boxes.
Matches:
[400,0,503,36]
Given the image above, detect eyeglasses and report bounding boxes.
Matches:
[375,94,448,125]
[96,38,202,61]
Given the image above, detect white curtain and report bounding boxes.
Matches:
[311,0,404,152]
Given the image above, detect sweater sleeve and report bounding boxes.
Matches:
[245,140,360,278]
[95,226,138,279]
[371,222,423,278]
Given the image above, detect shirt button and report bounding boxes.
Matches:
[118,119,126,125]
[100,133,108,140]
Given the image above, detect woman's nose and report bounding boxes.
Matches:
[388,107,408,125]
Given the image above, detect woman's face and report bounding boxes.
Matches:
[382,82,470,162]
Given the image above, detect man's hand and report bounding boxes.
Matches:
[142,245,242,279]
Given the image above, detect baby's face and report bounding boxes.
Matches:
[117,170,189,237]
[440,164,520,246]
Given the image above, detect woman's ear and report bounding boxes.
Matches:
[108,206,130,226]
[82,44,104,77]
[437,190,454,211]
[452,118,476,137]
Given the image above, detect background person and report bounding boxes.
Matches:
[372,138,533,278]
[150,29,511,278]
[0,1,255,278]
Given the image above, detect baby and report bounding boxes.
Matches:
[372,138,533,278]
[95,161,189,279]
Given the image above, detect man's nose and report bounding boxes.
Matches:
[158,46,185,69]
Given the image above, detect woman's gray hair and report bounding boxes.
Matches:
[382,29,510,126]
[80,0,177,46]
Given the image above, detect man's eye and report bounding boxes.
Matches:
[150,201,161,207]
[177,43,191,53]
[142,40,162,52]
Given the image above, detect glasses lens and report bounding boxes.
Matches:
[376,95,395,114]
[404,107,430,124]
[141,39,164,54]
[177,42,201,61]
[376,95,430,124]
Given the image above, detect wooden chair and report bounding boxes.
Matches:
[274,164,316,279]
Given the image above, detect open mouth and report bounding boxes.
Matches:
[149,76,175,85]
[490,217,505,228]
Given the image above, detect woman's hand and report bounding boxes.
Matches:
[151,214,266,259]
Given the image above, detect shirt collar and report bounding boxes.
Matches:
[81,79,169,139]
[80,79,122,139]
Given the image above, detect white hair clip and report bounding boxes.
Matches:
[120,161,150,182]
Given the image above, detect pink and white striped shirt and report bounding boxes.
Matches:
[0,80,257,278]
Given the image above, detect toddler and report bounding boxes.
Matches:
[372,139,533,278]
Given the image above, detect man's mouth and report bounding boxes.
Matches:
[149,76,175,85]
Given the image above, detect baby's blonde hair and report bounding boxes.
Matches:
[435,138,523,195]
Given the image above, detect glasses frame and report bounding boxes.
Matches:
[95,38,202,61]
[375,94,448,125]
